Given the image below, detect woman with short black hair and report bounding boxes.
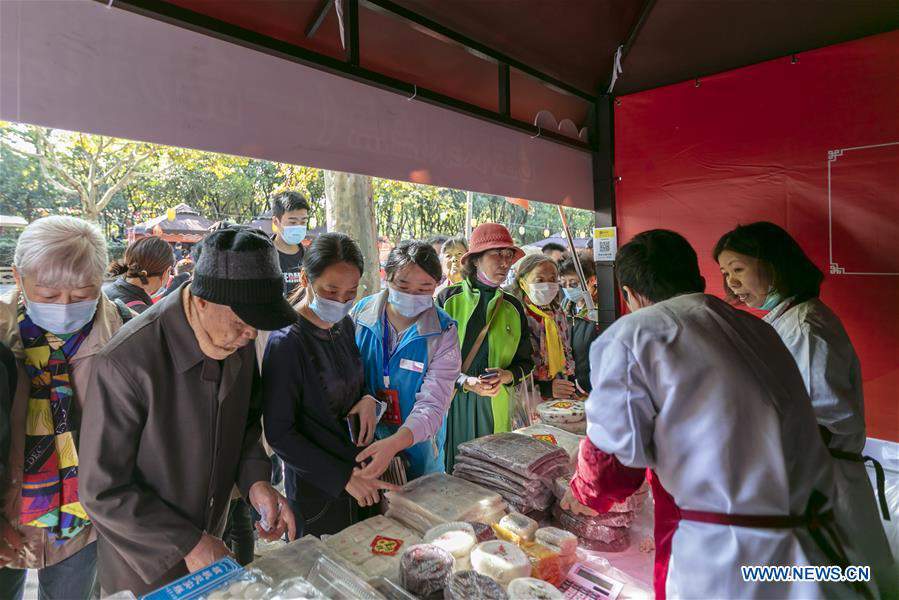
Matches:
[262,233,397,537]
[715,221,895,595]
[351,241,461,481]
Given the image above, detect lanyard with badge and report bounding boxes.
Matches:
[378,312,403,426]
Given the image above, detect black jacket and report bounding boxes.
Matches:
[102,277,153,313]
[569,314,602,392]
[0,341,16,500]
[261,314,363,501]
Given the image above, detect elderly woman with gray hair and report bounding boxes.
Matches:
[505,253,578,402]
[0,216,130,600]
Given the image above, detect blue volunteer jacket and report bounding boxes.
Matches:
[352,290,456,479]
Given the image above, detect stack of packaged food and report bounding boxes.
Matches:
[552,475,650,552]
[513,423,584,469]
[384,473,508,534]
[452,433,571,515]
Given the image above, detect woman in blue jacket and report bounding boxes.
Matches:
[353,241,462,481]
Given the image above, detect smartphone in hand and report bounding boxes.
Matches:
[479,370,500,382]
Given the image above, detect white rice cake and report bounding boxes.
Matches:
[507,577,565,600]
[498,512,538,543]
[323,515,421,581]
[535,527,578,556]
[536,400,585,426]
[471,540,532,587]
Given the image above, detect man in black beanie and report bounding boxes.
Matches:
[79,226,298,596]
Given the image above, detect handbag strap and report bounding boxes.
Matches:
[461,294,504,374]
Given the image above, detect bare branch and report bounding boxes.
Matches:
[96,154,151,212]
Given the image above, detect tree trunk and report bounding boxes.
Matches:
[324,170,380,299]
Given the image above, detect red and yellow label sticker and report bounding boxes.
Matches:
[370,536,404,556]
[551,401,574,409]
[532,434,558,445]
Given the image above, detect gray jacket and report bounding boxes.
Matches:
[79,286,270,595]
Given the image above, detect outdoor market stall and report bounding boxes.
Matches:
[126,203,214,244]
[2,0,897,597]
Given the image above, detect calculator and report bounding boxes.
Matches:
[559,562,625,600]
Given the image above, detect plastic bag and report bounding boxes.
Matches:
[470,541,532,587]
[385,473,507,533]
[399,544,455,597]
[552,504,632,542]
[458,433,570,478]
[268,577,325,600]
[507,577,564,600]
[514,424,583,470]
[510,373,542,430]
[443,571,508,600]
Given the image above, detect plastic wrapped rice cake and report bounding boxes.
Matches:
[323,515,422,581]
[535,400,585,426]
[443,571,508,600]
[400,544,455,597]
[468,522,496,543]
[457,433,570,478]
[534,527,578,556]
[507,577,564,600]
[424,523,478,571]
[552,505,631,552]
[470,541,532,587]
[385,473,507,533]
[514,424,584,469]
[495,512,538,543]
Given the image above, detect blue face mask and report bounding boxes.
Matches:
[760,289,783,311]
[562,286,584,304]
[388,287,433,318]
[24,291,98,335]
[309,289,354,324]
[281,225,307,245]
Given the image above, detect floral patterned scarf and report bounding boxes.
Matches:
[17,304,93,539]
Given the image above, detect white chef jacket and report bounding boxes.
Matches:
[765,298,896,595]
[587,293,859,599]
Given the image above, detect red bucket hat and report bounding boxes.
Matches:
[461,223,525,265]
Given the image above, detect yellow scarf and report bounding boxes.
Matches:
[527,302,565,376]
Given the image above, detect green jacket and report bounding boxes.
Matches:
[438,278,533,432]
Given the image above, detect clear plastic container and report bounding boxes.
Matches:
[306,555,383,600]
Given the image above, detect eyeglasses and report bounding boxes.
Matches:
[483,249,517,261]
[560,281,581,289]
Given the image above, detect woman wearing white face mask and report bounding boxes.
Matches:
[715,222,896,596]
[0,216,130,600]
[507,254,577,401]
[103,236,175,313]
[262,233,398,538]
[351,241,462,481]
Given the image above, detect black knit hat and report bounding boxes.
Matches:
[191,225,297,331]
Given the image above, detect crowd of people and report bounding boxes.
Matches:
[0,189,893,599]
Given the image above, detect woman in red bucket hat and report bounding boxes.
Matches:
[437,224,534,471]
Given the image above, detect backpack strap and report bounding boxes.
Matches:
[113,299,136,324]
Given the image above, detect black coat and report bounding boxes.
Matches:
[569,315,602,392]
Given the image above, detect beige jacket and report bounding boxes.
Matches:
[0,290,126,569]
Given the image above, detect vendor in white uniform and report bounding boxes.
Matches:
[715,221,896,596]
[563,229,869,599]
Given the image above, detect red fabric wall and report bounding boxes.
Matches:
[615,31,899,441]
